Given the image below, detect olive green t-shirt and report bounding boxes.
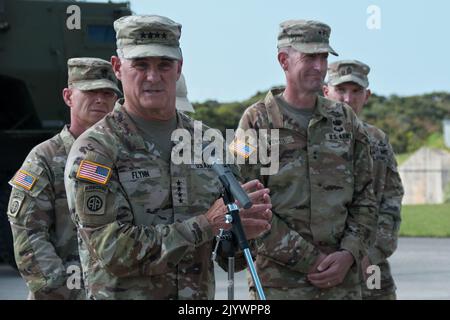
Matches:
[128,111,177,162]
[275,94,314,131]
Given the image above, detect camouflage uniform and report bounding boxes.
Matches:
[6,57,119,300]
[7,126,83,299]
[235,20,377,300]
[361,123,403,300]
[239,88,377,300]
[63,14,261,300]
[64,100,226,299]
[327,60,404,300]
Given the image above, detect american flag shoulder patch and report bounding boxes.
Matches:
[76,160,112,185]
[12,170,37,190]
[229,139,256,159]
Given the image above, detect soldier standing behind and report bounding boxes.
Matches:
[7,58,120,299]
[236,20,377,300]
[64,15,272,300]
[323,60,404,300]
[175,73,195,113]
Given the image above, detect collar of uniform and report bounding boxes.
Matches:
[173,110,202,153]
[111,100,191,151]
[59,125,76,155]
[174,110,190,130]
[264,89,284,129]
[264,89,331,129]
[111,100,147,150]
[310,96,349,129]
[315,95,338,119]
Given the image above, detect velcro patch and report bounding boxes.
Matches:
[229,139,256,159]
[83,185,107,215]
[325,132,353,141]
[118,168,161,182]
[7,192,25,217]
[271,135,295,145]
[190,164,212,169]
[12,170,37,191]
[77,160,112,185]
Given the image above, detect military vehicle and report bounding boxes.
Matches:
[0,0,131,268]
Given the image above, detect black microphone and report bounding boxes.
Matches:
[202,142,252,209]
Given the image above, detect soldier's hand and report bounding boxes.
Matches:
[204,182,272,238]
[240,179,271,205]
[306,250,355,289]
[361,255,371,281]
[205,198,231,235]
[239,202,272,240]
[239,179,272,239]
[307,252,327,273]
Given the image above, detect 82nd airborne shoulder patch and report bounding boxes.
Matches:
[7,192,25,218]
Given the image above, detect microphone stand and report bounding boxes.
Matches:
[213,229,235,299]
[212,185,266,300]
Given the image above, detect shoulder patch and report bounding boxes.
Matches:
[229,139,257,159]
[11,170,37,190]
[83,185,107,215]
[76,160,112,185]
[7,191,25,218]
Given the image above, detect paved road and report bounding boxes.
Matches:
[1,237,449,300]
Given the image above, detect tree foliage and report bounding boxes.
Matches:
[191,90,450,154]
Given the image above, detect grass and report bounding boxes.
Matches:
[399,204,450,237]
[425,132,450,151]
[396,153,412,165]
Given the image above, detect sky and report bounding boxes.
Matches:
[88,0,448,103]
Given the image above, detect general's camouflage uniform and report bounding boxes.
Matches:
[64,101,227,300]
[7,126,84,299]
[361,123,403,300]
[238,89,377,300]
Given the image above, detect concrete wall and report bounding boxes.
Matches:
[399,147,450,204]
[444,119,450,148]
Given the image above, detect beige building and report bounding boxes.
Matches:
[399,147,450,204]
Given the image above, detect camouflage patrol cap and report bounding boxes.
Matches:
[114,15,182,60]
[176,73,195,113]
[67,57,121,96]
[277,20,338,56]
[327,60,370,88]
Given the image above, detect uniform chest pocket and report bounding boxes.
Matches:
[325,133,352,147]
[118,168,171,226]
[187,166,222,210]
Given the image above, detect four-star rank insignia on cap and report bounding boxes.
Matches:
[12,170,37,190]
[77,160,112,185]
[229,139,256,159]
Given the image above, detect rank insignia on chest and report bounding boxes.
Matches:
[12,170,37,190]
[77,160,112,185]
[172,177,188,207]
